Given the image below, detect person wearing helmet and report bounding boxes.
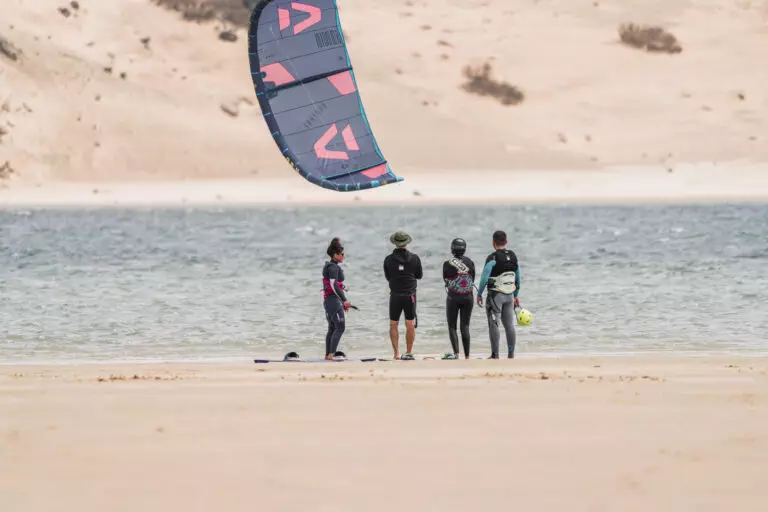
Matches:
[476,230,521,358]
[322,237,352,360]
[442,238,476,359]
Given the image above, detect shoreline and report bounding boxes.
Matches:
[3,354,766,374]
[2,164,768,207]
[3,350,767,367]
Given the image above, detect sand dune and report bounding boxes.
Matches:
[1,0,767,189]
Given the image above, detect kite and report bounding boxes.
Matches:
[248,0,403,191]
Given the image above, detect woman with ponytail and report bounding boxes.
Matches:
[322,238,352,360]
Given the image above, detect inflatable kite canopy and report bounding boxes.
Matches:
[248,0,403,192]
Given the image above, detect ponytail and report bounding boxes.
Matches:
[326,237,343,258]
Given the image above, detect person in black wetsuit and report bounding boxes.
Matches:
[322,238,352,360]
[443,238,475,359]
[383,231,423,360]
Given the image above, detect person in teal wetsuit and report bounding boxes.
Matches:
[476,230,521,359]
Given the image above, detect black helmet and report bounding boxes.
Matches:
[450,238,467,257]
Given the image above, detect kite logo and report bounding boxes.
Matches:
[260,62,295,87]
[314,29,342,49]
[278,3,321,35]
[314,123,359,160]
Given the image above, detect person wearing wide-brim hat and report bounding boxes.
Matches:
[389,231,412,247]
[383,231,423,360]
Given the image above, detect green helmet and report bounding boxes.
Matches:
[516,308,532,326]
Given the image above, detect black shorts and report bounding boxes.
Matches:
[389,294,416,321]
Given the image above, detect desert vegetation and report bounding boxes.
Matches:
[153,0,251,26]
[0,161,14,181]
[0,34,22,61]
[619,23,682,54]
[461,62,524,106]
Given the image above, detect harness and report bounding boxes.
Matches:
[488,271,517,294]
[322,261,345,299]
[445,257,474,295]
[487,249,517,295]
[322,278,346,299]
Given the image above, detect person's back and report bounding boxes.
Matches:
[384,248,422,296]
[485,249,518,290]
[443,238,475,359]
[476,230,521,359]
[383,231,423,360]
[443,255,476,296]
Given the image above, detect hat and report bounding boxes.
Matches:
[390,231,412,247]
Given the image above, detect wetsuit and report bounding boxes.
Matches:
[443,256,475,358]
[322,260,347,356]
[383,248,423,323]
[477,249,520,358]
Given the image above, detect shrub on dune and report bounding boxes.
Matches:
[461,62,524,106]
[619,23,682,54]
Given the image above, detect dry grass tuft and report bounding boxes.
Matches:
[619,23,682,54]
[0,161,15,180]
[461,62,524,106]
[0,35,22,61]
[153,0,250,26]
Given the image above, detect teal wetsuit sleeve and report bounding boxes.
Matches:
[477,260,495,296]
[514,265,520,298]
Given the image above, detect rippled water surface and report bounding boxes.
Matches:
[1,204,767,363]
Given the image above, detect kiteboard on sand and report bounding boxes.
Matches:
[254,352,386,364]
[247,0,402,192]
[253,352,502,363]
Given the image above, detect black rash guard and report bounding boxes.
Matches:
[383,248,423,296]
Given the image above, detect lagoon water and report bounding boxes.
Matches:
[1,204,767,363]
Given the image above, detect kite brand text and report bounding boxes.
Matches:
[315,29,342,49]
[303,102,329,130]
[285,156,301,174]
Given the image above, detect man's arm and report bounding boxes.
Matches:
[476,260,496,297]
[514,265,521,298]
[415,256,423,280]
[383,257,390,281]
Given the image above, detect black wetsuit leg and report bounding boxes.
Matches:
[447,295,473,357]
[324,297,346,355]
[446,296,461,355]
[458,297,473,358]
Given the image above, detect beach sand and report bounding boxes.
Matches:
[2,357,767,511]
